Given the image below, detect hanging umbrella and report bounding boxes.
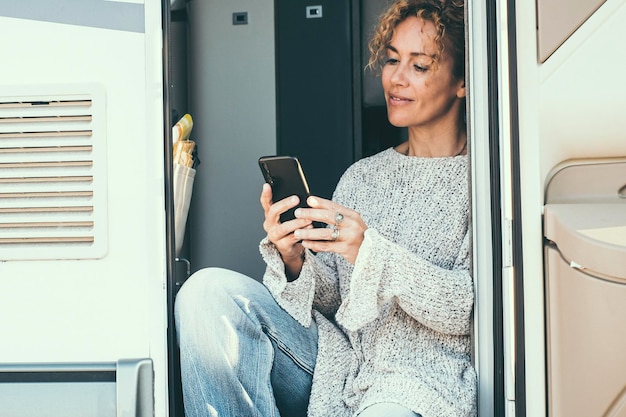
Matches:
[172,114,196,256]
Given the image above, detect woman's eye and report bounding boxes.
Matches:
[414,64,429,72]
[384,58,398,65]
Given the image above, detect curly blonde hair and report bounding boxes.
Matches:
[367,0,465,79]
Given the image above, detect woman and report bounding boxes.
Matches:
[175,1,477,416]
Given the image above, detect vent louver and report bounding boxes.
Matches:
[0,87,107,260]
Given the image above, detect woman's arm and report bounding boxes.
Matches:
[260,238,343,326]
[259,182,347,326]
[336,228,474,335]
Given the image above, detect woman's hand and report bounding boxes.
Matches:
[260,183,312,279]
[294,196,367,265]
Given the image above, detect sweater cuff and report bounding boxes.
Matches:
[259,237,315,327]
[335,229,386,331]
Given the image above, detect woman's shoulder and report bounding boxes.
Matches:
[334,146,468,196]
[331,149,394,201]
[342,147,398,176]
[342,146,468,178]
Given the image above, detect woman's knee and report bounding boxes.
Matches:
[175,268,246,326]
[176,267,216,309]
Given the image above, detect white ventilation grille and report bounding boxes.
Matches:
[0,86,107,260]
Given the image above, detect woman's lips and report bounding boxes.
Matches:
[388,93,412,104]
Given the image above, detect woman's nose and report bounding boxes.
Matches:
[390,64,409,86]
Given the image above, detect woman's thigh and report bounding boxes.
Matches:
[175,267,318,416]
[176,267,318,367]
[357,403,421,417]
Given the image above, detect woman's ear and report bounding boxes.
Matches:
[456,80,466,99]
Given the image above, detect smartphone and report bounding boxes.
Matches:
[258,155,311,223]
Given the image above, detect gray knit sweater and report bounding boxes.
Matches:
[260,147,477,417]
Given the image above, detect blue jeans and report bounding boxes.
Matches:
[175,267,318,417]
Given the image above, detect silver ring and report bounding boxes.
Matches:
[334,212,344,225]
[331,229,339,241]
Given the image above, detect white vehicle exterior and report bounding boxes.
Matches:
[1,0,624,416]
[0,1,169,416]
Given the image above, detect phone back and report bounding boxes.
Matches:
[259,156,311,223]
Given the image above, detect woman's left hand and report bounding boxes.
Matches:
[293,196,367,265]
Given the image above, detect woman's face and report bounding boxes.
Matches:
[382,16,465,131]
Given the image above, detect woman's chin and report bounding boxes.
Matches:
[386,115,409,128]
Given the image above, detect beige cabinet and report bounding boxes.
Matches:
[544,159,626,417]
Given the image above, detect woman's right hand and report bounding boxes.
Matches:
[260,183,312,278]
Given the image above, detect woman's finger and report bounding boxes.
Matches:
[294,226,339,242]
[261,183,302,228]
[295,201,356,227]
[292,196,367,264]
[269,195,300,219]
[260,183,273,212]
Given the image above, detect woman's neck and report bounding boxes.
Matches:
[400,127,467,158]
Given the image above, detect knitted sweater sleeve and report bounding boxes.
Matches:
[259,237,342,327]
[335,227,474,336]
